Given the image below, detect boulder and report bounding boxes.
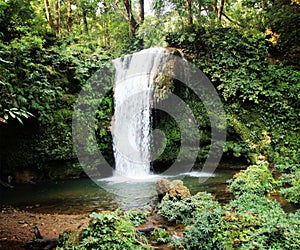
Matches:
[156,179,191,201]
[156,178,171,201]
[168,180,191,200]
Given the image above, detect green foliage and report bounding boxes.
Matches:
[123,210,148,226]
[58,210,151,250]
[150,228,171,245]
[0,0,34,42]
[229,164,279,196]
[3,107,34,125]
[174,207,224,250]
[159,191,300,250]
[265,0,300,66]
[280,169,300,203]
[167,26,299,170]
[158,192,220,225]
[218,193,300,249]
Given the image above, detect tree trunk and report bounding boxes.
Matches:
[44,0,55,31]
[103,1,110,46]
[55,0,61,36]
[122,0,138,37]
[217,0,225,22]
[212,0,218,12]
[82,8,88,34]
[186,0,193,26]
[67,0,72,33]
[198,0,202,24]
[138,0,144,23]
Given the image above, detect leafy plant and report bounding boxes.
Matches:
[124,209,148,226]
[280,169,300,203]
[163,190,300,249]
[229,164,280,196]
[58,210,151,250]
[3,107,34,124]
[218,193,300,249]
[150,228,171,244]
[158,192,220,225]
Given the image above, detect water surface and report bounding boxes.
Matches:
[0,169,236,214]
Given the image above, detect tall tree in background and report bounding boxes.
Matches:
[44,0,55,31]
[55,0,61,36]
[138,0,145,22]
[217,0,225,22]
[186,0,193,25]
[67,0,72,33]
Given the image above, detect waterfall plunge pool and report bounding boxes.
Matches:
[0,168,238,214]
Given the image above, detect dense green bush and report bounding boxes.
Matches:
[57,210,150,250]
[123,209,148,226]
[174,207,224,249]
[0,31,114,173]
[150,228,171,245]
[158,191,300,249]
[166,27,300,171]
[280,169,300,204]
[158,192,220,225]
[218,193,300,249]
[229,164,279,196]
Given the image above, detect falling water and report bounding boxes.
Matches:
[112,48,168,179]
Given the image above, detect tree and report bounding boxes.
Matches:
[44,0,55,31]
[67,0,72,33]
[138,0,144,22]
[217,0,225,22]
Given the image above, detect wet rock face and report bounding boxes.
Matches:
[156,179,191,201]
[168,180,191,200]
[156,179,171,202]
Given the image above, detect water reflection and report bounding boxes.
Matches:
[0,169,240,213]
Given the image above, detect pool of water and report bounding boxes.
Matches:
[0,169,237,214]
[2,168,297,214]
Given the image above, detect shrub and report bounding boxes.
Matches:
[218,193,300,249]
[174,207,224,250]
[172,192,300,249]
[229,164,279,196]
[123,209,148,226]
[158,192,220,225]
[280,169,300,204]
[57,210,150,250]
[150,228,171,245]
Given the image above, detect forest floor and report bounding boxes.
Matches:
[0,207,89,250]
[0,206,181,250]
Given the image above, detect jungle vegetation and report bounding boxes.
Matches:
[0,0,299,222]
[1,0,299,248]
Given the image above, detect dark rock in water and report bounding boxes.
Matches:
[23,226,58,250]
[156,179,191,201]
[156,179,171,202]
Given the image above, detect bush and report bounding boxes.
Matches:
[174,207,224,250]
[150,228,171,245]
[123,209,148,226]
[57,210,151,250]
[168,192,300,250]
[280,169,300,204]
[229,164,279,196]
[218,193,300,249]
[158,192,220,225]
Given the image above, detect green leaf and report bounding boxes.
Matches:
[16,116,24,125]
[8,110,15,118]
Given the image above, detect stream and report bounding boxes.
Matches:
[1,168,298,214]
[1,168,236,214]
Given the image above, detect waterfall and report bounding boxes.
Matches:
[112,48,167,179]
